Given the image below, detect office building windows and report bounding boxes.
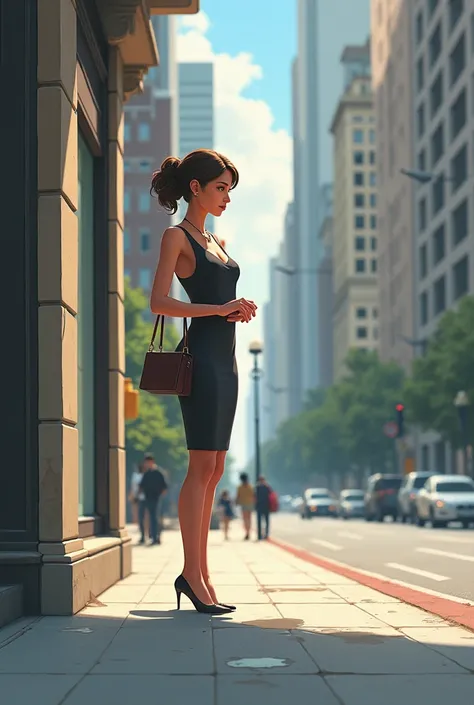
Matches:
[432,223,446,265]
[356,326,368,339]
[429,22,442,68]
[370,193,376,207]
[371,258,377,273]
[370,236,377,251]
[420,291,429,325]
[124,228,131,253]
[354,193,365,208]
[419,197,427,231]
[138,122,150,141]
[353,129,364,143]
[420,243,428,278]
[369,171,376,187]
[356,307,367,318]
[450,88,466,139]
[452,198,468,246]
[355,236,366,251]
[140,229,151,253]
[453,255,469,300]
[139,191,150,212]
[450,32,466,86]
[432,174,445,215]
[354,172,364,186]
[416,10,424,43]
[369,129,375,143]
[451,143,468,191]
[430,121,444,166]
[417,103,425,137]
[418,148,426,171]
[353,151,364,165]
[355,215,365,229]
[417,57,424,92]
[355,258,366,273]
[430,70,443,117]
[369,150,376,164]
[433,275,446,315]
[370,214,377,229]
[139,268,151,290]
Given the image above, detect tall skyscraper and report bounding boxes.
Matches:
[330,42,379,379]
[317,183,334,388]
[178,62,215,232]
[370,0,415,372]
[123,16,179,297]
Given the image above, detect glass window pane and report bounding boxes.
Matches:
[77,133,96,517]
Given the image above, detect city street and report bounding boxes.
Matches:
[272,513,474,602]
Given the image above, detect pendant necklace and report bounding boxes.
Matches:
[184,217,212,243]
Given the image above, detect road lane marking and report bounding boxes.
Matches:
[417,547,474,563]
[338,531,363,540]
[423,534,474,545]
[385,562,450,582]
[310,539,343,551]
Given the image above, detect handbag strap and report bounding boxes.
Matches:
[149,316,189,353]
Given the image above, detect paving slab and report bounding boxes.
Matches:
[262,587,346,603]
[355,602,448,628]
[62,675,214,705]
[327,674,474,705]
[0,674,80,705]
[216,674,340,705]
[276,602,386,628]
[400,626,474,671]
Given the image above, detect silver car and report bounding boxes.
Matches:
[398,471,433,523]
[338,489,365,519]
[415,474,474,528]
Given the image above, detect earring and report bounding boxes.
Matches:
[194,192,198,197]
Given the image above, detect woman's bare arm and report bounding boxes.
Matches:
[150,227,222,318]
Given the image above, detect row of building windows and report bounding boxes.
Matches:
[355,326,378,340]
[419,199,469,277]
[124,228,151,253]
[354,193,377,208]
[355,235,377,252]
[355,258,377,274]
[355,214,377,229]
[352,115,376,123]
[419,254,469,324]
[352,128,376,144]
[353,150,376,166]
[418,184,468,237]
[417,90,469,159]
[354,171,377,187]
[416,70,467,144]
[124,158,153,173]
[124,122,151,142]
[124,189,151,213]
[355,306,378,319]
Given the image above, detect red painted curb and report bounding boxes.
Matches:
[268,536,474,631]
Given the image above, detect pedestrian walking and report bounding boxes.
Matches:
[139,453,168,545]
[236,472,254,540]
[255,476,272,540]
[217,490,234,540]
[128,463,144,529]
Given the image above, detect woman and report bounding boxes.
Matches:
[217,490,234,541]
[149,149,257,614]
[236,472,254,540]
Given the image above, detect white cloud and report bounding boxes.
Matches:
[177,12,292,467]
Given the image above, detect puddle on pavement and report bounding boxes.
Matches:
[227,657,291,669]
[241,618,305,630]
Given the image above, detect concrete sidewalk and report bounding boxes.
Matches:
[1,527,474,705]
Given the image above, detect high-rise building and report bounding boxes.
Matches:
[178,62,215,232]
[317,183,334,388]
[370,0,415,371]
[123,16,179,297]
[331,42,379,379]
[406,0,474,473]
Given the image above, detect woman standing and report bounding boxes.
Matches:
[236,472,254,541]
[149,150,257,614]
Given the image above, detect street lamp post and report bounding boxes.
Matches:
[454,391,471,477]
[249,340,264,485]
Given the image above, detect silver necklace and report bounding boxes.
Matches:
[184,217,212,243]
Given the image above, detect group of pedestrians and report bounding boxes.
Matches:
[129,453,168,545]
[217,473,276,541]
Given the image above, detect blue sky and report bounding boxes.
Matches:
[199,0,296,133]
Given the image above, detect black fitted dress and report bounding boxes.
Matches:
[176,226,240,451]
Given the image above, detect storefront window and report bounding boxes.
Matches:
[77,133,96,516]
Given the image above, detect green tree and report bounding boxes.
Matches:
[124,279,188,480]
[404,295,474,448]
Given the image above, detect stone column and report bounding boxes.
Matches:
[37,0,90,615]
[107,46,131,574]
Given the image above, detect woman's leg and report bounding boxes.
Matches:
[243,510,251,538]
[201,451,226,603]
[223,517,230,540]
[179,449,217,604]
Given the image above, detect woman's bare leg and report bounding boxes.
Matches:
[223,518,230,540]
[201,451,226,603]
[179,449,217,604]
[243,510,251,538]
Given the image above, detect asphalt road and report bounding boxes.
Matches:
[271,512,474,602]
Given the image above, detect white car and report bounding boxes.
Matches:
[338,489,365,519]
[415,474,474,528]
[301,488,337,519]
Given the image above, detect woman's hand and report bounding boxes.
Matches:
[218,298,257,323]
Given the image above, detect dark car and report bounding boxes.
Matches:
[365,474,403,522]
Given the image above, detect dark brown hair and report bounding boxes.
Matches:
[150,148,239,214]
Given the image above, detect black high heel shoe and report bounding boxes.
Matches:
[174,575,233,615]
[218,603,236,611]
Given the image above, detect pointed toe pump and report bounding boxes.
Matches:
[174,576,233,615]
[218,603,236,611]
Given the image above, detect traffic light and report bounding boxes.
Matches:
[395,403,405,438]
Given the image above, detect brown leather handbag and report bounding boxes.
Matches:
[139,316,193,396]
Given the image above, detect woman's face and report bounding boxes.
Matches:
[192,169,233,217]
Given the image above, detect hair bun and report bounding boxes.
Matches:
[150,156,183,214]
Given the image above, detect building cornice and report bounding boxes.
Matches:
[96,0,159,99]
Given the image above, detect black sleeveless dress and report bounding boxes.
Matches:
[175,226,240,451]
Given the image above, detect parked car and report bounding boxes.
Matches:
[365,474,403,522]
[301,488,337,519]
[415,474,474,528]
[397,471,433,523]
[338,489,365,519]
